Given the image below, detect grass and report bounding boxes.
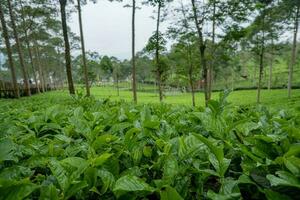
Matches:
[3,86,298,111]
[90,87,300,109]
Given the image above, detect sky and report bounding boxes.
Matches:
[70,0,169,60]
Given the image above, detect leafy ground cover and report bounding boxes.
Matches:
[0,91,300,199]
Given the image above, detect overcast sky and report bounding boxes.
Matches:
[70,0,169,60]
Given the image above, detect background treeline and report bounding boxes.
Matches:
[0,0,299,106]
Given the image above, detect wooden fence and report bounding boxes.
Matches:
[0,80,56,98]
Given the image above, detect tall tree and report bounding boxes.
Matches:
[191,0,209,106]
[155,0,163,101]
[168,37,198,106]
[190,0,252,105]
[20,1,60,93]
[208,0,216,100]
[286,1,300,98]
[146,0,172,102]
[257,20,265,104]
[34,44,45,92]
[0,1,19,98]
[59,0,75,94]
[19,0,40,93]
[77,0,90,96]
[132,0,137,103]
[250,0,275,103]
[168,1,198,106]
[248,8,266,104]
[267,38,274,90]
[7,0,31,96]
[266,27,280,90]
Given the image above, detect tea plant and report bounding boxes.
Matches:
[0,93,300,199]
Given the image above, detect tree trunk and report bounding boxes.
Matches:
[188,48,195,107]
[156,2,163,102]
[180,2,195,106]
[253,58,257,86]
[189,74,195,107]
[208,0,216,100]
[35,45,46,92]
[257,16,265,104]
[257,51,264,103]
[33,39,44,92]
[132,0,137,103]
[56,47,65,90]
[288,5,299,98]
[268,40,274,90]
[43,67,49,91]
[7,0,31,96]
[77,0,90,97]
[116,73,120,96]
[268,55,273,90]
[191,0,208,106]
[41,59,48,91]
[59,0,75,95]
[0,2,19,98]
[23,32,40,94]
[27,43,39,93]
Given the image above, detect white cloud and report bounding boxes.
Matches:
[70,0,162,60]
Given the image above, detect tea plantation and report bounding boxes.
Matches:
[0,91,300,199]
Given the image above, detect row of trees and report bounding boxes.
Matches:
[0,0,299,106]
[1,0,70,97]
[126,0,299,105]
[0,0,88,97]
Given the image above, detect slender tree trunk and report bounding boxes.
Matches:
[77,0,90,96]
[0,2,19,98]
[34,45,45,92]
[60,54,65,90]
[288,5,299,98]
[27,43,40,93]
[7,0,31,96]
[116,73,119,96]
[132,0,137,103]
[257,50,264,103]
[253,59,257,86]
[268,40,274,90]
[231,69,234,90]
[191,0,208,106]
[156,2,163,102]
[208,0,216,100]
[180,2,195,106]
[40,57,47,91]
[257,15,265,104]
[188,49,195,107]
[24,33,40,93]
[268,55,273,90]
[59,0,75,95]
[43,67,49,91]
[56,47,65,90]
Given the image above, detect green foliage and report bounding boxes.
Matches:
[145,32,167,55]
[0,92,300,199]
[160,186,183,200]
[100,55,114,78]
[113,175,155,197]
